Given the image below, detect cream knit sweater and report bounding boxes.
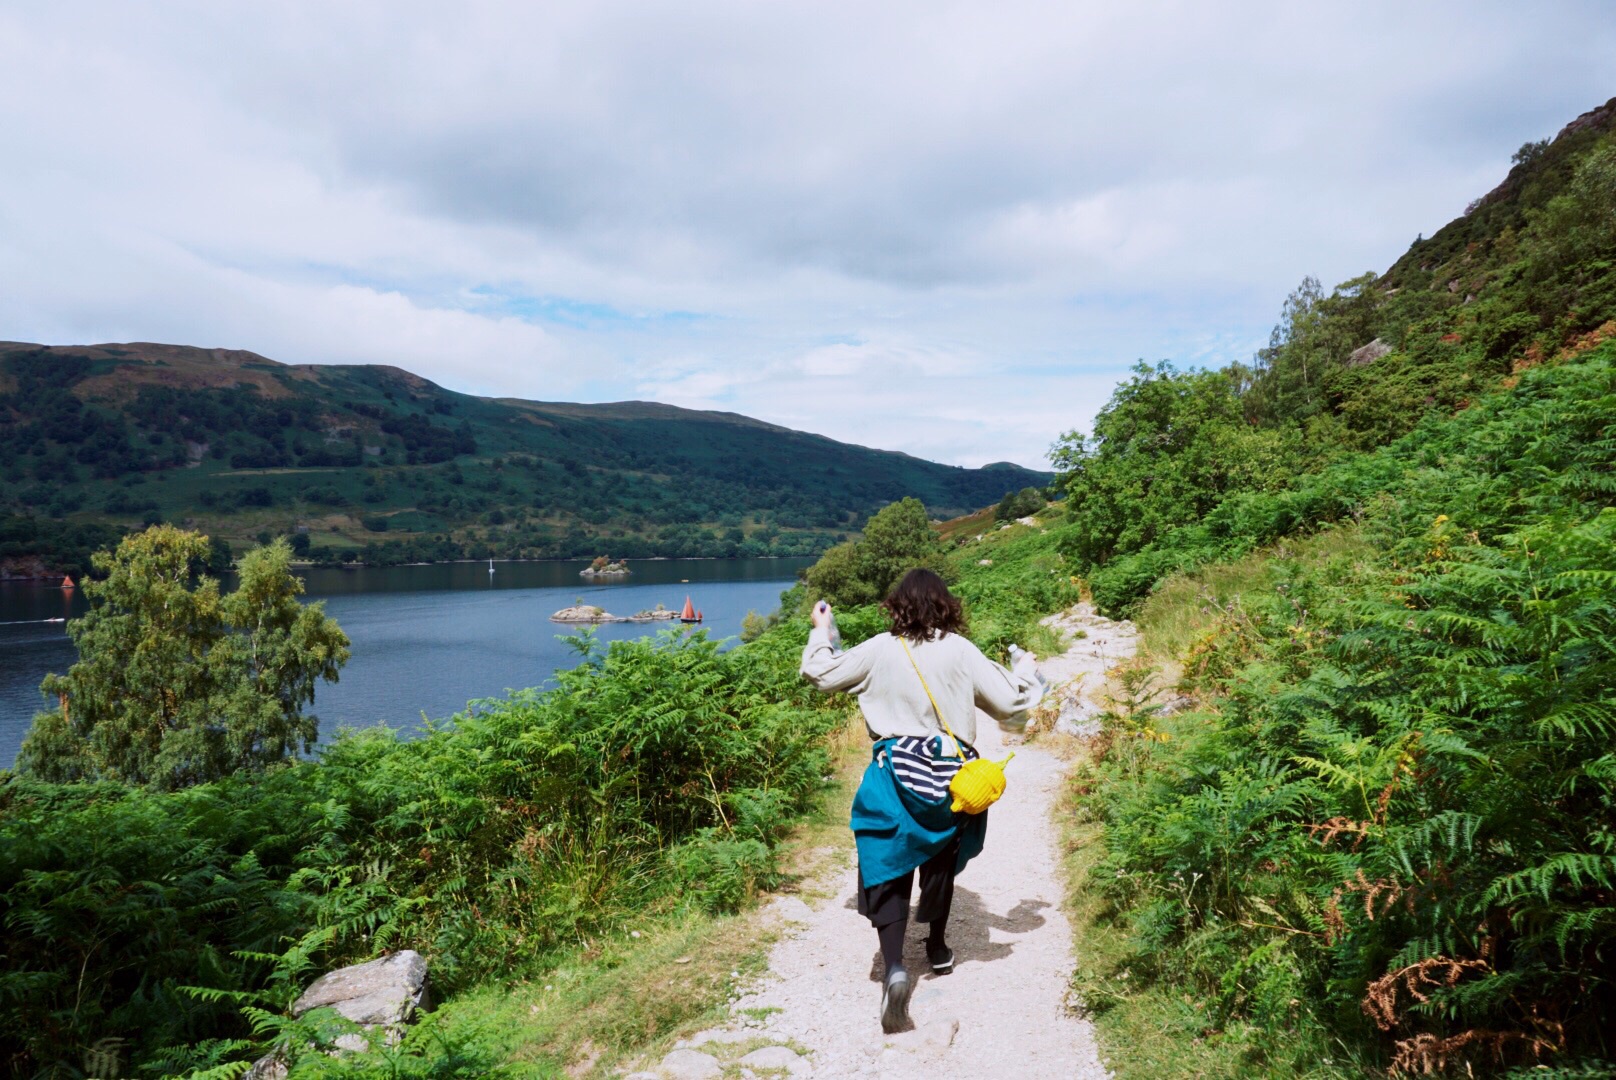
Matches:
[799,627,1045,745]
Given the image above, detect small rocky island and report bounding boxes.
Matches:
[579,556,631,579]
[550,602,680,624]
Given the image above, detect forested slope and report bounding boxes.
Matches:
[0,341,1046,572]
[1008,95,1616,1076]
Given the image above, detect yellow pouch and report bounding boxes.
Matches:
[949,753,1015,814]
[900,637,1014,815]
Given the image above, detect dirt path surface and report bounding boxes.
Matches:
[631,603,1135,1080]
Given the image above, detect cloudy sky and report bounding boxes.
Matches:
[2,3,1612,468]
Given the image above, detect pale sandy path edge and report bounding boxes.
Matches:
[642,603,1134,1080]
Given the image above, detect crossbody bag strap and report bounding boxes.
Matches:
[898,636,962,748]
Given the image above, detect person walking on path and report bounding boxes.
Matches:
[800,569,1046,1033]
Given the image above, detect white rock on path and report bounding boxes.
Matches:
[1034,603,1142,737]
[682,600,1125,1080]
[658,1047,722,1079]
[738,1045,812,1075]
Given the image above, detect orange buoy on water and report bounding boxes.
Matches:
[61,575,74,589]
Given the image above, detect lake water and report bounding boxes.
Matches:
[0,558,812,768]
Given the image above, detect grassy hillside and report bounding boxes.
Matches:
[1070,346,1616,1076]
[0,341,1048,572]
[1002,95,1616,1077]
[1049,94,1616,619]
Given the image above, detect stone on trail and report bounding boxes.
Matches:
[739,1044,812,1075]
[920,1017,959,1050]
[881,1016,959,1061]
[659,1047,723,1079]
[677,1028,754,1048]
[768,895,814,924]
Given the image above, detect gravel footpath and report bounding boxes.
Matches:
[633,603,1133,1080]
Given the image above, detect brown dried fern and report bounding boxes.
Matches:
[1364,955,1489,1031]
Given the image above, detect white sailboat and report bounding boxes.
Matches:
[488,557,495,575]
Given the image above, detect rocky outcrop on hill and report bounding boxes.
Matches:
[1347,338,1393,368]
[0,555,54,579]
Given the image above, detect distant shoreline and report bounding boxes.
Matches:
[0,553,816,581]
[287,555,814,570]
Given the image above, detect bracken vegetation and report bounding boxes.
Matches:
[1044,96,1616,1076]
[1,620,844,1077]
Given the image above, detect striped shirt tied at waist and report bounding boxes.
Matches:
[879,734,980,803]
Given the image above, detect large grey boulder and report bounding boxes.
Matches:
[1348,338,1393,367]
[293,950,430,1036]
[245,951,430,1075]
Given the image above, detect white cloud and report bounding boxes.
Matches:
[1,2,1612,469]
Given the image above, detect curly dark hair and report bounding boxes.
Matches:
[884,568,966,641]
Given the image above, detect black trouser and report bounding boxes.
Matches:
[858,836,958,976]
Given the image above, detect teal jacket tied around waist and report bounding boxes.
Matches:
[852,737,987,888]
[801,624,1045,889]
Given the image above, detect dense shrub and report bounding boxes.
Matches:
[0,624,839,1078]
[1086,347,1616,614]
[1077,352,1616,1072]
[993,486,1046,521]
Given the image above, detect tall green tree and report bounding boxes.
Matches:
[994,486,1046,521]
[1238,272,1383,429]
[804,496,946,607]
[17,527,349,788]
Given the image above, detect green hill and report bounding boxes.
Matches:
[950,94,1616,1076]
[1228,94,1616,455]
[0,341,1049,572]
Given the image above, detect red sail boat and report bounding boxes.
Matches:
[679,595,702,624]
[61,575,75,589]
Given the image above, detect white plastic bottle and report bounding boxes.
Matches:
[817,601,843,652]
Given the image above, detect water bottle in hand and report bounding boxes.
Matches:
[817,601,842,651]
[1008,644,1044,688]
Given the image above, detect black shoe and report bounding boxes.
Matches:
[880,968,911,1033]
[926,940,955,974]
